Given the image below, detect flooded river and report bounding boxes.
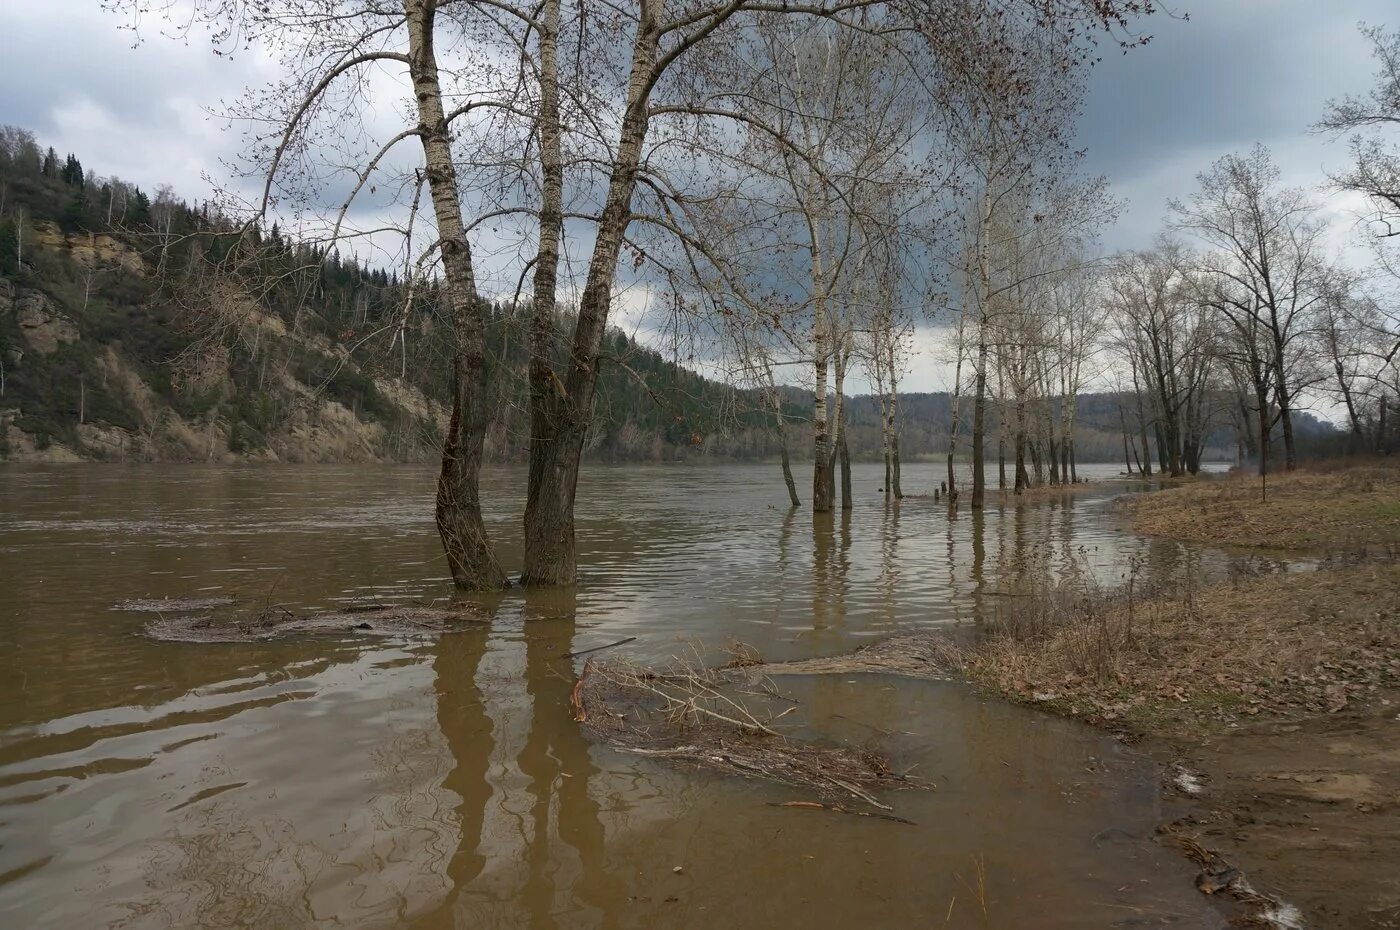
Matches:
[0,462,1236,928]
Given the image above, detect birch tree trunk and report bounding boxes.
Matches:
[522,0,568,585]
[408,0,509,591]
[812,302,834,513]
[970,326,988,509]
[888,349,903,499]
[522,0,661,585]
[832,335,851,510]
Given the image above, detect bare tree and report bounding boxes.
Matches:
[1104,242,1218,477]
[107,0,1157,589]
[1171,145,1326,471]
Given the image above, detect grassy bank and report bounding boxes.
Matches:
[752,463,1400,923]
[965,464,1400,926]
[956,560,1400,926]
[1124,462,1400,551]
[960,560,1400,735]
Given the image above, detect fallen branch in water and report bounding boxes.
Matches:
[561,636,637,659]
[134,598,487,643]
[575,652,928,812]
[751,633,963,680]
[768,800,916,826]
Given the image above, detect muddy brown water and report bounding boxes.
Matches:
[0,462,1249,928]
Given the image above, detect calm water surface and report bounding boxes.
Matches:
[0,462,1238,928]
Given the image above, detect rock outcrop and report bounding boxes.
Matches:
[11,290,79,355]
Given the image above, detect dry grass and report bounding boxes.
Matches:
[1124,462,1400,552]
[758,633,963,680]
[960,560,1400,735]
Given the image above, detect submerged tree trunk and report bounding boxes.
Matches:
[1136,412,1153,476]
[764,373,800,508]
[781,441,800,507]
[998,430,1007,488]
[839,431,853,509]
[812,357,833,512]
[522,0,566,586]
[522,0,661,585]
[878,380,892,498]
[1121,406,1133,474]
[946,351,963,497]
[408,0,508,591]
[970,328,988,509]
[772,394,800,508]
[888,352,902,500]
[1013,399,1030,491]
[833,338,851,510]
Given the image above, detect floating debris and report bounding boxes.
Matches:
[130,598,486,643]
[573,653,930,813]
[1168,762,1206,796]
[1167,829,1303,928]
[113,596,237,613]
[748,633,961,681]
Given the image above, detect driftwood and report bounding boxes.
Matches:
[1163,828,1303,926]
[561,636,637,659]
[126,597,486,643]
[572,652,929,813]
[768,800,916,825]
[751,633,962,680]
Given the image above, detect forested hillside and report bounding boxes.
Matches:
[0,128,1256,465]
[0,128,786,463]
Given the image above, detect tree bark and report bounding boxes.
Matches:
[1274,356,1297,470]
[522,0,661,585]
[1119,406,1133,474]
[970,327,988,509]
[888,350,902,499]
[812,317,834,513]
[766,380,800,508]
[1257,380,1271,501]
[522,0,566,585]
[833,337,851,510]
[408,0,509,591]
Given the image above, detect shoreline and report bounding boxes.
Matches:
[752,461,1400,927]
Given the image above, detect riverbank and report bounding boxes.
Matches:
[750,462,1400,924]
[967,463,1400,926]
[961,560,1400,926]
[1124,461,1400,552]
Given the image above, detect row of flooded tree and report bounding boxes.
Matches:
[99,2,1399,590]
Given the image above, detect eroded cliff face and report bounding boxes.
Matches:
[8,287,80,355]
[0,224,451,465]
[0,324,450,464]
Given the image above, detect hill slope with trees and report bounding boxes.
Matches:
[0,127,1256,465]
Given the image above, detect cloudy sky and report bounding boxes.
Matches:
[0,0,1394,395]
[1080,0,1393,249]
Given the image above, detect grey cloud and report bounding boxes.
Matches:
[1081,0,1394,249]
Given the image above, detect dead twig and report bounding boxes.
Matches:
[561,636,636,659]
[767,800,916,825]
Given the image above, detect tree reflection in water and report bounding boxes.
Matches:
[421,589,621,929]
